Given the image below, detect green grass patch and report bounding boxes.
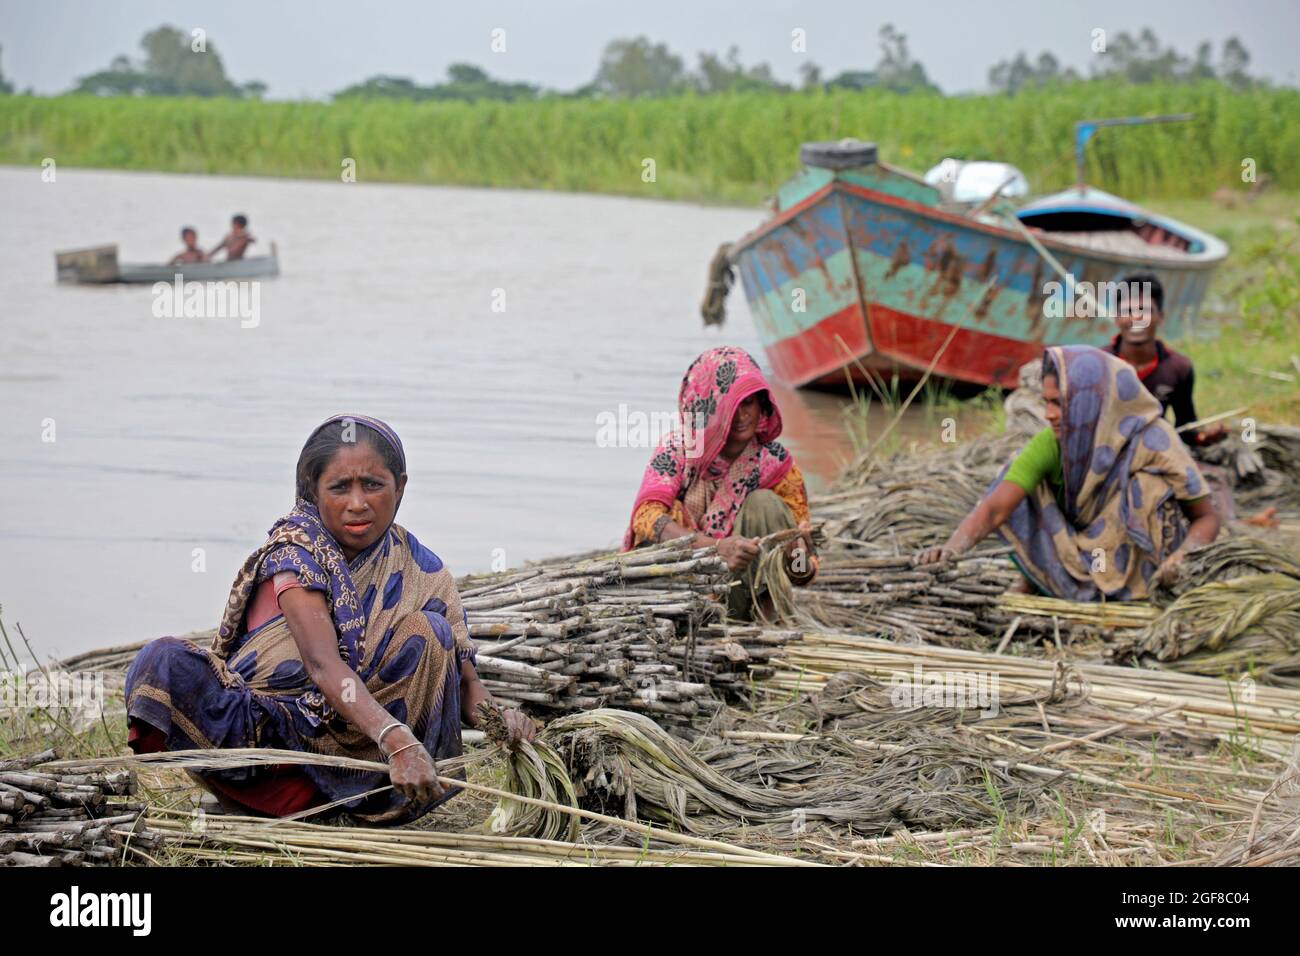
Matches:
[2,81,1298,202]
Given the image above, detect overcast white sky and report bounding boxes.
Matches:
[2,0,1297,98]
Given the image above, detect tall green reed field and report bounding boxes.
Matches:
[2,81,1296,202]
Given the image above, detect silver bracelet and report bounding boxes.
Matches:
[385,741,423,762]
[376,721,407,753]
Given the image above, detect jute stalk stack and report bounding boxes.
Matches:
[1133,573,1300,685]
[457,538,765,720]
[41,747,819,866]
[992,539,1300,684]
[529,707,1048,840]
[765,631,1300,759]
[996,594,1158,631]
[791,549,1018,643]
[1198,424,1300,510]
[142,809,811,867]
[0,748,157,867]
[46,537,788,724]
[715,668,1294,863]
[1155,536,1300,592]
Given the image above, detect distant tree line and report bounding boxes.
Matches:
[988,29,1256,94]
[489,26,941,98]
[332,63,538,102]
[0,45,15,94]
[0,22,1268,101]
[70,26,266,98]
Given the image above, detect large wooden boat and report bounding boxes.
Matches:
[716,138,1227,389]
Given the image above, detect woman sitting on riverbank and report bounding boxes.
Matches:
[914,345,1218,600]
[125,414,534,824]
[623,346,816,620]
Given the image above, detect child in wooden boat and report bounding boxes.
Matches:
[169,226,208,265]
[209,213,256,261]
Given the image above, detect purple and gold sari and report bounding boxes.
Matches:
[126,420,475,824]
[997,346,1206,601]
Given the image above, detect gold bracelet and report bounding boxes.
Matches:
[385,741,423,762]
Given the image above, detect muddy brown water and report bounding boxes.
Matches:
[0,167,989,656]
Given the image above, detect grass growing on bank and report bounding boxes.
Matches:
[2,80,1298,203]
[1171,199,1300,423]
[0,608,123,764]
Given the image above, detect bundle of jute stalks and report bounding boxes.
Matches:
[785,549,1018,644]
[766,632,1300,760]
[142,810,813,867]
[720,670,1292,865]
[1155,536,1300,595]
[0,748,157,867]
[1134,573,1300,685]
[1197,424,1300,510]
[1256,424,1300,509]
[46,746,819,866]
[990,538,1300,684]
[457,538,751,720]
[50,538,780,723]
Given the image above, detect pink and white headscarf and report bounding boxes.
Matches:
[622,346,794,549]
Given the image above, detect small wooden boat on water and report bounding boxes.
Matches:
[707,126,1228,390]
[55,243,280,284]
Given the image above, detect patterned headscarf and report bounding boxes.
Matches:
[304,414,406,470]
[300,414,406,486]
[997,345,1206,600]
[216,414,408,664]
[622,346,793,548]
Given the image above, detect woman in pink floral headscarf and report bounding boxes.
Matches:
[623,346,817,619]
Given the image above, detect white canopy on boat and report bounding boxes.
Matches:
[923,159,1030,203]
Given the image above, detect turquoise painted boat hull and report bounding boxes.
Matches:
[727,153,1227,389]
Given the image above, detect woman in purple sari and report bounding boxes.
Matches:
[125,414,534,824]
[913,347,1219,601]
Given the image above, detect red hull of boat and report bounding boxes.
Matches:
[765,302,1038,390]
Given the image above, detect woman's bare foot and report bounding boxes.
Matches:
[1005,576,1035,595]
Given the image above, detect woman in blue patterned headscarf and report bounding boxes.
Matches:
[914,346,1219,601]
[125,414,534,824]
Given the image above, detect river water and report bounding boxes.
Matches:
[0,166,974,658]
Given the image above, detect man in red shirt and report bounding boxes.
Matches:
[1106,272,1281,526]
[1108,273,1228,448]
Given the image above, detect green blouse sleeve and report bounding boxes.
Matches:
[1004,427,1062,494]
